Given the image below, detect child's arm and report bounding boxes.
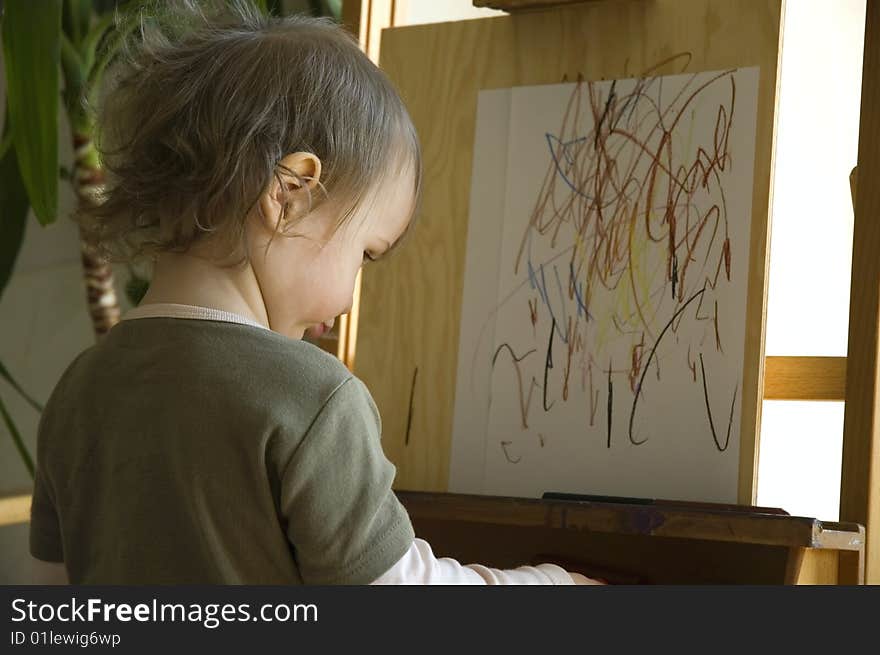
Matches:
[369,538,603,585]
[278,376,602,585]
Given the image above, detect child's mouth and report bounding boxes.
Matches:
[306,318,335,339]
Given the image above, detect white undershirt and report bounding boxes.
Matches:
[121,303,576,585]
[370,538,574,585]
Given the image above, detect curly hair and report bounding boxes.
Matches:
[76,0,422,267]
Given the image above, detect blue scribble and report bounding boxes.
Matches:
[546,134,593,201]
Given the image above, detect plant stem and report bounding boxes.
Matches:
[0,393,34,478]
[0,359,44,413]
[72,132,120,338]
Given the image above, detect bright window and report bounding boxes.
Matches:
[756,0,865,519]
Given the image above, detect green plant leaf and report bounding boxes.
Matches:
[0,359,44,414]
[85,3,142,106]
[0,129,12,161]
[307,0,340,19]
[0,122,29,303]
[324,0,342,20]
[61,32,87,123]
[81,10,115,71]
[0,391,35,478]
[63,0,93,46]
[61,32,85,82]
[251,0,283,15]
[2,0,63,226]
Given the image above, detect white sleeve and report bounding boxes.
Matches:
[369,538,575,585]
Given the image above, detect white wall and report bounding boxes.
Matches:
[397,0,505,25]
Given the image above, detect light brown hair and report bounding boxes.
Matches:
[77,0,422,266]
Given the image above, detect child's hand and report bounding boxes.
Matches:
[569,572,606,585]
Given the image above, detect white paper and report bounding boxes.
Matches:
[451,68,761,503]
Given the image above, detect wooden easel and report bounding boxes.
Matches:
[839,0,880,588]
[348,0,880,583]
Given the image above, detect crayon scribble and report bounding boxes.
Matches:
[486,56,742,460]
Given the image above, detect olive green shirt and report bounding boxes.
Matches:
[29,314,414,584]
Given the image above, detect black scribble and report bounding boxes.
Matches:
[699,353,736,452]
[629,286,706,445]
[543,317,556,412]
[404,366,418,446]
[607,366,613,449]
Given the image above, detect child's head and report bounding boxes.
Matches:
[79,0,421,337]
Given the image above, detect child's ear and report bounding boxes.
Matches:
[257,151,323,232]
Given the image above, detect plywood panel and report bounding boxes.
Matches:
[356,0,782,503]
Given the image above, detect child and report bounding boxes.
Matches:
[30,0,597,585]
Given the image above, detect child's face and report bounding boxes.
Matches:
[249,164,415,340]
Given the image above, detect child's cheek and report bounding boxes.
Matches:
[309,251,358,319]
[330,261,360,314]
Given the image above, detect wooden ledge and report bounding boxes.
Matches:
[396,490,864,550]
